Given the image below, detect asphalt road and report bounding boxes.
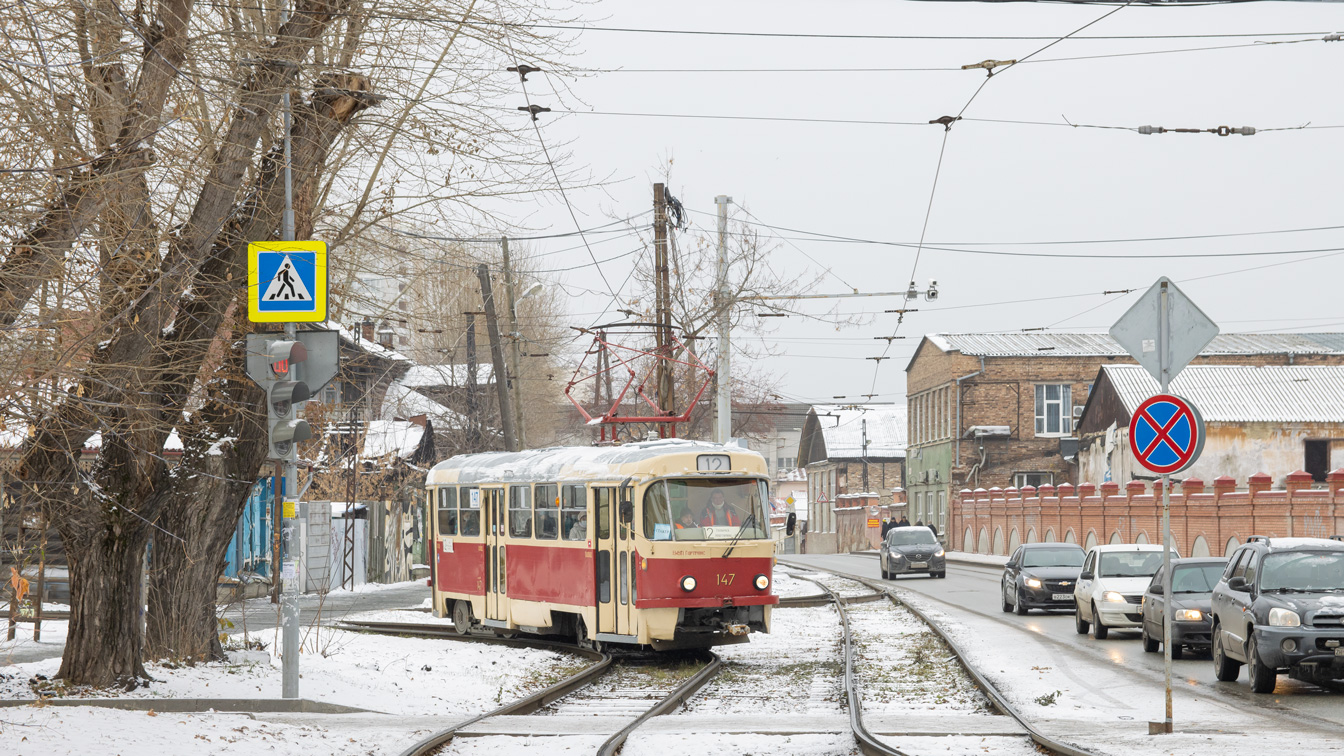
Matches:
[789,553,1344,733]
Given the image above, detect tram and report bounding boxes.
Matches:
[426,439,789,650]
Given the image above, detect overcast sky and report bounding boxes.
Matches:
[486,1,1344,408]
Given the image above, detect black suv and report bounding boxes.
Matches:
[1210,535,1344,693]
[1000,543,1085,615]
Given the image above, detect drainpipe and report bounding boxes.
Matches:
[954,357,986,468]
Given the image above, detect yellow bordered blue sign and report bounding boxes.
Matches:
[247,241,327,323]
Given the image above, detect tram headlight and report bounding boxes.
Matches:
[754,574,770,591]
[680,575,697,592]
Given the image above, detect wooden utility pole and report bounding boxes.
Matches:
[465,312,481,450]
[501,237,527,449]
[476,264,518,451]
[653,183,674,436]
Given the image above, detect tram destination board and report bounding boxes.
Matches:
[1128,393,1205,475]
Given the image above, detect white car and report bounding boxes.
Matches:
[1074,543,1180,640]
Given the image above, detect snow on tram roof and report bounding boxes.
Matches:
[427,439,765,484]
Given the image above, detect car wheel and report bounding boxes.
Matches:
[1212,624,1242,682]
[1074,601,1090,635]
[1002,584,1013,613]
[1091,602,1109,640]
[1171,643,1184,660]
[1142,623,1159,653]
[1247,632,1277,694]
[934,571,946,579]
[1014,589,1030,616]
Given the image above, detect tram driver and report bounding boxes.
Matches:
[700,489,741,527]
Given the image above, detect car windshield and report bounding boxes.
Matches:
[1259,551,1344,592]
[643,478,770,541]
[1098,551,1166,578]
[889,529,938,546]
[1172,564,1224,593]
[1022,548,1085,568]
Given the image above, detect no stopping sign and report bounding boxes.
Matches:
[1129,394,1205,475]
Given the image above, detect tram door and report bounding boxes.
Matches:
[595,486,634,637]
[483,487,507,621]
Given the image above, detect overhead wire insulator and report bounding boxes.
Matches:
[518,104,551,121]
[961,59,1017,77]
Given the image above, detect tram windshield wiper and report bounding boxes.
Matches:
[721,512,756,559]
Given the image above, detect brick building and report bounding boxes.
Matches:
[796,404,906,553]
[905,332,1344,534]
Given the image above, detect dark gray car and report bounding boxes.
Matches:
[1140,556,1227,658]
[1001,543,1085,615]
[880,526,946,579]
[1210,536,1344,693]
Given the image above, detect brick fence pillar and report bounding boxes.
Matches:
[1099,481,1120,500]
[1248,472,1272,496]
[1182,478,1204,496]
[1328,470,1344,502]
[1285,470,1313,496]
[1125,480,1146,500]
[1212,476,1236,500]
[1076,483,1095,499]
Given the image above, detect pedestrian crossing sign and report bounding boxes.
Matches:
[247,241,328,323]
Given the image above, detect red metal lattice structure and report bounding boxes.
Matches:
[565,323,714,440]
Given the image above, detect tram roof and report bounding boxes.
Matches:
[427,439,766,485]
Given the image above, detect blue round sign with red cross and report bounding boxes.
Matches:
[1129,394,1206,475]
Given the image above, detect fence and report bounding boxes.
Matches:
[950,469,1344,558]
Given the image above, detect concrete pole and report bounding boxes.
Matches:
[713,195,732,444]
[501,237,527,449]
[279,13,300,696]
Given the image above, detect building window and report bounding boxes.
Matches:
[1013,472,1054,488]
[321,381,342,406]
[1305,440,1329,482]
[1034,384,1072,436]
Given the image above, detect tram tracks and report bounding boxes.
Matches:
[334,620,720,756]
[784,564,1104,756]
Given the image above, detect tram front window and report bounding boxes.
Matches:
[643,478,769,541]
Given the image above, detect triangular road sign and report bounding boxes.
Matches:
[262,254,313,303]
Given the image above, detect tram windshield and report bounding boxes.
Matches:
[644,478,770,541]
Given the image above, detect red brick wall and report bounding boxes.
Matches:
[949,470,1344,556]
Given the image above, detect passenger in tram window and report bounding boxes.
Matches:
[565,511,587,541]
[700,489,740,527]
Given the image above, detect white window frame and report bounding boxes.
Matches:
[1034,383,1072,437]
[1013,472,1054,488]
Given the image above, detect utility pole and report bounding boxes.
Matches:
[476,264,518,451]
[465,312,480,450]
[279,11,300,698]
[653,183,674,436]
[862,418,870,492]
[501,237,527,449]
[713,195,732,444]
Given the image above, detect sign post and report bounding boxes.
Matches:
[1110,277,1216,735]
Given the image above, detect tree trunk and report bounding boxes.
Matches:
[57,527,151,687]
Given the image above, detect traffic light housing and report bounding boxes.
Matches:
[246,331,338,462]
[265,340,311,460]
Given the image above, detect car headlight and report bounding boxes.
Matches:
[1269,607,1301,627]
[1102,591,1127,603]
[1176,609,1203,622]
[680,575,697,592]
[934,549,945,557]
[754,574,770,591]
[1024,577,1043,589]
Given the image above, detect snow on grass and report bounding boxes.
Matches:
[0,627,586,717]
[444,734,609,753]
[0,705,421,756]
[769,570,822,599]
[687,603,844,715]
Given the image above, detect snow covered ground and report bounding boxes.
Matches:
[0,623,589,755]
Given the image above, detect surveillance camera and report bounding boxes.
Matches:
[925,279,938,301]
[906,280,920,299]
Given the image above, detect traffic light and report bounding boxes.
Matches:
[264,340,311,460]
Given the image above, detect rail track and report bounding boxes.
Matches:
[333,620,720,756]
[782,561,1104,756]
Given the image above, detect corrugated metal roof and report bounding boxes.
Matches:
[926,332,1344,359]
[811,403,907,459]
[1101,365,1344,423]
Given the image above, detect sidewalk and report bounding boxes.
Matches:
[852,549,1008,568]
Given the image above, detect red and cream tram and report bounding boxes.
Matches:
[427,439,787,649]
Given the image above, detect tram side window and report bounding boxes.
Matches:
[596,488,611,540]
[535,484,559,540]
[437,487,457,537]
[643,481,673,540]
[561,485,587,541]
[508,485,532,538]
[459,487,481,536]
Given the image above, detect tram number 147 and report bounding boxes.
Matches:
[715,573,736,586]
